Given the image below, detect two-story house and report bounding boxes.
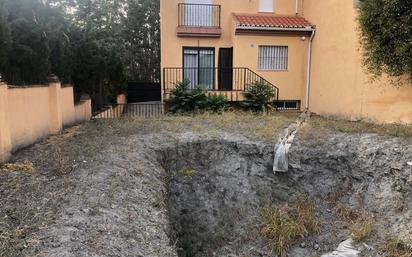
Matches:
[160,0,412,123]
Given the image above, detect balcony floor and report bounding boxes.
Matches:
[176,26,222,37]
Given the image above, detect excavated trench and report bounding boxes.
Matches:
[154,135,412,257]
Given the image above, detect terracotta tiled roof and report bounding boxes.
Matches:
[233,14,314,29]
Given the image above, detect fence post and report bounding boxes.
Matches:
[0,77,12,162]
[116,94,127,105]
[83,95,92,121]
[48,74,63,135]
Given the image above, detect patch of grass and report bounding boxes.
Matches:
[305,115,412,138]
[41,112,296,150]
[260,197,321,257]
[0,162,36,174]
[348,213,375,242]
[335,206,375,242]
[174,168,196,178]
[382,236,412,257]
[393,183,409,212]
[395,196,406,212]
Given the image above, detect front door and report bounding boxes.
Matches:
[218,48,233,91]
[183,47,215,89]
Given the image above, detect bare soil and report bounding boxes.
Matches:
[0,113,411,257]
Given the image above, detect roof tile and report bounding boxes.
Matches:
[234,14,314,29]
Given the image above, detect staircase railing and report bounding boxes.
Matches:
[244,68,280,105]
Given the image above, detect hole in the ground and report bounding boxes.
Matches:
[156,140,348,257]
[156,138,411,257]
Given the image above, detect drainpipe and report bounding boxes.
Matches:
[305,29,316,111]
[295,0,299,15]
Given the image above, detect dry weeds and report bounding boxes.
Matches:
[302,115,412,138]
[335,206,375,242]
[92,111,297,143]
[0,162,35,174]
[260,197,321,257]
[382,236,412,257]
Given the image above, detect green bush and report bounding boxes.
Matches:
[167,80,208,113]
[242,81,275,112]
[206,94,229,113]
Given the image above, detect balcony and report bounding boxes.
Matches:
[177,3,222,38]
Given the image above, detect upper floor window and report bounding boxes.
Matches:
[259,0,274,12]
[258,46,288,71]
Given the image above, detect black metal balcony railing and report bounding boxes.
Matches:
[163,67,279,102]
[178,3,221,28]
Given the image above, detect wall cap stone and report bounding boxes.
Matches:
[7,85,49,89]
[0,74,5,84]
[47,74,60,83]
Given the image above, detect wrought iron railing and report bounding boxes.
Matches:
[178,3,221,28]
[162,67,280,102]
[92,103,164,119]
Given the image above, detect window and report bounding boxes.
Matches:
[259,0,274,12]
[258,46,288,71]
[276,100,300,110]
[183,48,215,89]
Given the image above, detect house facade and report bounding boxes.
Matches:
[160,0,412,123]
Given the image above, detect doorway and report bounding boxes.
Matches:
[218,48,233,91]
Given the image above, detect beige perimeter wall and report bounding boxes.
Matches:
[303,0,412,123]
[0,81,92,162]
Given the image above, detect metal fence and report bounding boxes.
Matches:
[92,103,164,119]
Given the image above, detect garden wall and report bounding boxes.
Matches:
[0,80,91,162]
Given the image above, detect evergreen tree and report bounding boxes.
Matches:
[0,0,11,75]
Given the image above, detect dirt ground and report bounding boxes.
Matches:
[0,112,411,257]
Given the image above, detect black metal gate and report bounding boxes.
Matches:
[127,82,161,103]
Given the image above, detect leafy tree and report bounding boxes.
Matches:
[2,0,52,84]
[123,0,160,82]
[63,0,127,102]
[359,0,412,82]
